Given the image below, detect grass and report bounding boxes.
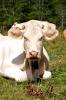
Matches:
[0,32,66,100]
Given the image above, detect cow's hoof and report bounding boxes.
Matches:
[43,71,51,79]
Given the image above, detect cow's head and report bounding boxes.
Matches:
[8,20,59,60]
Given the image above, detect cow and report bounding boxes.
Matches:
[63,29,66,39]
[0,33,4,38]
[0,20,59,82]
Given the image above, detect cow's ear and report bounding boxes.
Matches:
[44,29,59,40]
[8,23,24,39]
[42,22,59,40]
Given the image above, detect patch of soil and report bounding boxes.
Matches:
[26,82,45,100]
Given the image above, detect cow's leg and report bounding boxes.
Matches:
[42,47,51,79]
[39,64,51,79]
[2,67,28,82]
[26,69,34,80]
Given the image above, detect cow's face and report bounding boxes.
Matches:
[8,20,59,59]
[23,21,45,59]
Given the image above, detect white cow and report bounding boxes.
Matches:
[0,20,59,82]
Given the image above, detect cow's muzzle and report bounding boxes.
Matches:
[29,51,38,58]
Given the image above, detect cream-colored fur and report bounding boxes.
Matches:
[0,20,59,82]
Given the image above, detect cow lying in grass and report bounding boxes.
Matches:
[0,20,59,82]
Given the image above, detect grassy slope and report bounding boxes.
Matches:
[0,32,66,100]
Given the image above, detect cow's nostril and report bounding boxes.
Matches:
[29,52,32,55]
[29,51,38,57]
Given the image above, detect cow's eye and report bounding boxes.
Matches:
[42,25,44,29]
[22,25,25,30]
[24,37,29,41]
[39,37,43,41]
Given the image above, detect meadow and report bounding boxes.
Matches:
[0,31,66,100]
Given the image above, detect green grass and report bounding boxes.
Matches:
[0,32,66,100]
